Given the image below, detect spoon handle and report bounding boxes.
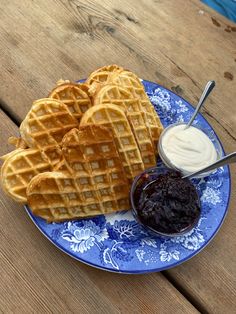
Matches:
[183,152,236,179]
[186,80,215,129]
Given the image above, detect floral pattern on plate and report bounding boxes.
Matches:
[25,80,231,273]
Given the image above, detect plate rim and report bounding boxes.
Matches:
[24,79,232,274]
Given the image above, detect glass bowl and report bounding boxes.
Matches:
[130,165,201,237]
[158,122,223,178]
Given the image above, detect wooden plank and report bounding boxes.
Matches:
[0,0,235,313]
[0,110,199,313]
[0,0,235,136]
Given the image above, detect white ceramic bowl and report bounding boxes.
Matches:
[158,122,223,178]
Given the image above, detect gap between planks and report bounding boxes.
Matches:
[0,100,20,127]
[163,271,207,314]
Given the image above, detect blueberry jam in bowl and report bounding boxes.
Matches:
[130,166,201,237]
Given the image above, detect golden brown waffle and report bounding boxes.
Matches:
[80,104,145,180]
[93,83,131,107]
[111,71,163,146]
[49,82,92,122]
[94,84,156,168]
[1,147,61,202]
[20,98,79,150]
[113,70,142,90]
[86,64,124,86]
[87,66,163,147]
[0,66,163,222]
[27,125,130,222]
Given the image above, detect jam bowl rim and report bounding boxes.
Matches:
[130,165,201,238]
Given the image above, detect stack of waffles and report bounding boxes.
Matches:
[0,65,163,222]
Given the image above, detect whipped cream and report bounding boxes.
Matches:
[161,124,217,172]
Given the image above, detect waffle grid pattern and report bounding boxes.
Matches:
[80,104,145,180]
[2,65,164,221]
[20,99,78,149]
[1,149,54,202]
[49,83,92,122]
[86,64,123,85]
[87,68,163,148]
[112,72,163,146]
[94,85,156,168]
[27,126,130,221]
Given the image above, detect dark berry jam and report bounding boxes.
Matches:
[133,170,200,235]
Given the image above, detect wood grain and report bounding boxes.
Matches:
[0,109,199,313]
[0,0,235,136]
[0,0,235,313]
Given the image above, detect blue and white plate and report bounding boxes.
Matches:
[25,80,231,273]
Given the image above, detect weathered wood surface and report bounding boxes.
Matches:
[0,0,235,313]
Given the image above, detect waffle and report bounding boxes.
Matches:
[20,98,79,150]
[113,70,143,89]
[94,84,156,168]
[86,64,123,86]
[93,83,131,107]
[111,71,164,147]
[0,65,164,222]
[49,82,92,122]
[80,103,145,180]
[88,66,163,147]
[27,125,130,222]
[1,147,61,202]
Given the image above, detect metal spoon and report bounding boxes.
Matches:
[185,80,215,129]
[183,152,236,179]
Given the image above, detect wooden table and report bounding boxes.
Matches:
[0,1,235,313]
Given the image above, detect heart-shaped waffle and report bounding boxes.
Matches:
[80,103,145,180]
[20,98,79,150]
[49,82,92,122]
[86,64,124,86]
[87,66,163,147]
[1,147,61,202]
[111,71,163,147]
[93,84,156,169]
[27,125,130,222]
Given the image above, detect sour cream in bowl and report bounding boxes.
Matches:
[158,122,223,178]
